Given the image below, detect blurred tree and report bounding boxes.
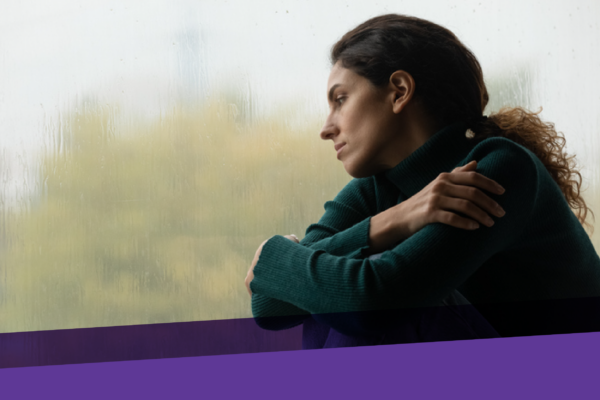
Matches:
[0,96,350,333]
[1,65,597,333]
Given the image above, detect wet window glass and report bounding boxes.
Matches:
[1,1,598,333]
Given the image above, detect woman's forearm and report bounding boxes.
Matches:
[366,203,408,255]
[366,160,507,256]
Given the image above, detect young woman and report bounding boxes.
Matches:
[244,14,600,349]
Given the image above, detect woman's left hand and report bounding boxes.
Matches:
[245,234,299,297]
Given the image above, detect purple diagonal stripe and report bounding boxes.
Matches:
[2,332,600,399]
[3,295,600,369]
[0,317,302,369]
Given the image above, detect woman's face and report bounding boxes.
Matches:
[320,62,425,178]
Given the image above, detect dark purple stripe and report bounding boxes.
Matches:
[0,318,302,369]
[2,332,600,399]
[3,295,600,369]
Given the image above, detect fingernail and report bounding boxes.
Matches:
[495,205,505,216]
[496,185,505,194]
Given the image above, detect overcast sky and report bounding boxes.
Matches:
[1,0,599,193]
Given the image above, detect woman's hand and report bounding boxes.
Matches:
[245,234,299,297]
[401,160,506,234]
[367,160,506,254]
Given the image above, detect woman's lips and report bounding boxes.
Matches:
[335,143,346,159]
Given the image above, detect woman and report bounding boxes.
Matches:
[245,14,600,349]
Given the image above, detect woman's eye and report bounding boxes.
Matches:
[336,97,346,106]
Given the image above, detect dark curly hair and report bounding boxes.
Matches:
[331,14,594,234]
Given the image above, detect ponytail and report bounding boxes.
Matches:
[469,107,594,235]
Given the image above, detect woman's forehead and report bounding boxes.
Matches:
[327,64,359,89]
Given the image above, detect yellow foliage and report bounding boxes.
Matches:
[1,95,600,334]
[0,96,350,333]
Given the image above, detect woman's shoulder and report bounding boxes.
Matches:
[467,136,543,175]
[471,135,534,157]
[462,136,545,209]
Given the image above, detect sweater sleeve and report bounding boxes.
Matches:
[251,178,378,331]
[298,176,379,257]
[250,141,539,336]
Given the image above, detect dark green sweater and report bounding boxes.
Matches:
[250,121,600,337]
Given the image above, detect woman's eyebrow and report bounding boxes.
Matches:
[328,84,342,103]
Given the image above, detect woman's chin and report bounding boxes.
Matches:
[344,161,387,179]
[343,162,371,179]
[341,160,355,176]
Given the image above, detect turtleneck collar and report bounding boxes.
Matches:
[383,121,475,198]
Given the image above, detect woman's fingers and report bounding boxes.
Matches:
[245,271,253,297]
[435,210,480,230]
[438,196,495,227]
[447,170,505,195]
[450,161,505,195]
[452,160,477,172]
[444,183,505,218]
[441,162,506,226]
[284,234,299,243]
[435,161,507,229]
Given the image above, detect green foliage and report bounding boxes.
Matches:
[0,98,350,333]
[2,85,598,334]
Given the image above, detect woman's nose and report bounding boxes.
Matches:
[320,118,338,141]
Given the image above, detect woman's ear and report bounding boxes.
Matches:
[389,70,415,114]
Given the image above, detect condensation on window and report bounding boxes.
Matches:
[0,0,598,333]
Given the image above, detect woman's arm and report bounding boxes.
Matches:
[368,160,506,254]
[250,140,538,336]
[252,178,378,330]
[302,159,505,256]
[298,176,380,256]
[252,158,507,330]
